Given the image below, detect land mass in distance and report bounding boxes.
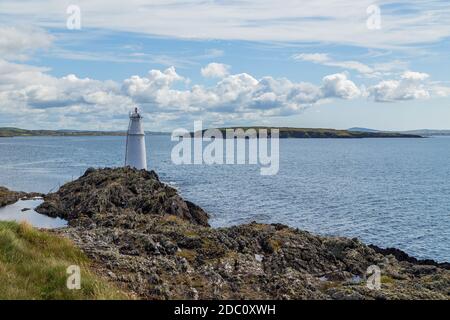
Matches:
[0,126,428,138]
[0,127,169,137]
[193,127,424,138]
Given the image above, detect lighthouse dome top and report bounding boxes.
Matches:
[129,107,143,119]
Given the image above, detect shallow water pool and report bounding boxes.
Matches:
[0,198,67,229]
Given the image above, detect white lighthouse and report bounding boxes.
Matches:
[125,107,147,170]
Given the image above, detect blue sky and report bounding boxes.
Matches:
[0,0,449,131]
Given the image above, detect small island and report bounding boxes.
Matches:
[193,127,423,138]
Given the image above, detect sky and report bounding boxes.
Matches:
[0,0,449,131]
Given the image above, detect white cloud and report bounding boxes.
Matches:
[0,26,53,60]
[2,57,448,130]
[0,58,132,119]
[293,53,330,64]
[2,1,449,49]
[122,68,363,117]
[401,71,429,81]
[321,73,362,99]
[432,85,450,98]
[293,53,445,102]
[293,52,387,76]
[0,57,364,128]
[369,71,431,102]
[201,63,230,78]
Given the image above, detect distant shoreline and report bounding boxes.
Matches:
[0,127,170,138]
[0,126,434,139]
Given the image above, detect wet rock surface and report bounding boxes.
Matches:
[37,168,449,300]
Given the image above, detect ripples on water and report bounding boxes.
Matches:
[0,135,449,262]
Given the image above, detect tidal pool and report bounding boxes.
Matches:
[0,198,67,229]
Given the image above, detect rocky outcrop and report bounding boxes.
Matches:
[37,167,209,227]
[37,168,449,300]
[0,187,41,208]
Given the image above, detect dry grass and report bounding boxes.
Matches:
[0,221,130,300]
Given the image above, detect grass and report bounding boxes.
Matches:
[176,249,197,263]
[0,221,129,300]
[381,275,395,285]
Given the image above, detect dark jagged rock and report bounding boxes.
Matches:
[0,187,41,208]
[0,187,23,207]
[36,167,209,226]
[369,245,450,270]
[34,168,449,300]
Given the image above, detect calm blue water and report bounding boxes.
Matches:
[0,135,449,262]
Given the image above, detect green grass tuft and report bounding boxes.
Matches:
[0,221,129,300]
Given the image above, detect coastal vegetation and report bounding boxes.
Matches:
[0,221,129,299]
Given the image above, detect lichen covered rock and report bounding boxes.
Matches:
[36,167,209,226]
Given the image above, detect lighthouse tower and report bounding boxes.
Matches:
[125,107,147,170]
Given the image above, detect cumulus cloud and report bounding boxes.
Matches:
[321,73,361,99]
[0,57,365,129]
[201,63,230,78]
[401,71,429,81]
[123,66,185,99]
[369,71,431,102]
[293,54,446,102]
[0,58,132,124]
[122,68,362,116]
[0,50,447,129]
